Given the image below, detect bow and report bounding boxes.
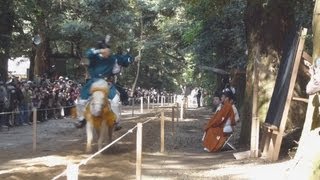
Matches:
[130,11,143,97]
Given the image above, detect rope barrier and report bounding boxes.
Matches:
[0,95,177,116]
[51,125,137,180]
[142,114,160,125]
[52,170,66,180]
[79,125,137,166]
[51,109,166,179]
[0,104,76,115]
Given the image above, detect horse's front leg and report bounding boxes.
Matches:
[86,121,94,153]
[108,125,113,143]
[98,121,107,151]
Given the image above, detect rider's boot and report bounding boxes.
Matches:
[74,99,88,129]
[110,94,122,131]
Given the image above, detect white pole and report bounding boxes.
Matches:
[33,108,37,152]
[67,163,79,180]
[136,123,143,180]
[171,107,175,135]
[132,97,135,117]
[176,103,179,122]
[161,111,165,153]
[147,96,150,110]
[140,97,143,113]
[61,107,65,117]
[180,102,183,121]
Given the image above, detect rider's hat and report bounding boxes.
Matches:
[96,39,110,49]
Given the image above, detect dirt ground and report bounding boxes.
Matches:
[0,104,295,180]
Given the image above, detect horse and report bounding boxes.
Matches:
[84,79,117,153]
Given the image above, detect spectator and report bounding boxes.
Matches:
[0,81,9,129]
[19,83,32,125]
[196,89,201,108]
[202,90,236,152]
[212,91,221,113]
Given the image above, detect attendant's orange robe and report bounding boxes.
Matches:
[203,101,235,152]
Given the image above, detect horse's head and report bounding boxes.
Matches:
[89,79,110,117]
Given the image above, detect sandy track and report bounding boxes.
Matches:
[0,106,291,179]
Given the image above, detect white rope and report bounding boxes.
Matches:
[79,125,137,166]
[51,108,166,179]
[142,116,159,125]
[51,125,137,180]
[52,169,66,180]
[0,104,76,115]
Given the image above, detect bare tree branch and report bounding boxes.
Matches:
[198,65,229,75]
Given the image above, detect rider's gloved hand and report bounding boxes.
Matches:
[134,55,141,62]
[92,48,101,54]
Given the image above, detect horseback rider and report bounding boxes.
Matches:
[75,38,140,130]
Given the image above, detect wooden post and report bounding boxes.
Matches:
[176,103,179,123]
[295,0,320,155]
[271,28,308,161]
[180,102,184,121]
[186,96,189,109]
[67,163,79,180]
[312,0,320,63]
[160,111,165,153]
[32,108,37,152]
[140,97,143,114]
[171,107,175,135]
[132,98,135,117]
[136,123,142,180]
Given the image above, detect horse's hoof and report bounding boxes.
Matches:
[114,125,122,131]
[75,119,86,128]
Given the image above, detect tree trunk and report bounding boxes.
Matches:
[34,31,48,77]
[312,0,320,64]
[33,0,50,78]
[0,0,14,81]
[240,0,296,145]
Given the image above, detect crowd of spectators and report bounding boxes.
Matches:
[0,76,81,129]
[0,75,177,130]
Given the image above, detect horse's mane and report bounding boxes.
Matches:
[90,79,109,95]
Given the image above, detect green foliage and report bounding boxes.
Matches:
[182,21,202,45]
[182,0,247,95]
[5,0,313,97]
[6,0,248,94]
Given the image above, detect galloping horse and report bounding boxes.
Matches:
[84,79,116,153]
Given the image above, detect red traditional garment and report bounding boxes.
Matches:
[203,100,235,152]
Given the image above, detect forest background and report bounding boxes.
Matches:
[0,0,315,145]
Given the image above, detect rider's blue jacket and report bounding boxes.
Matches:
[80,48,135,100]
